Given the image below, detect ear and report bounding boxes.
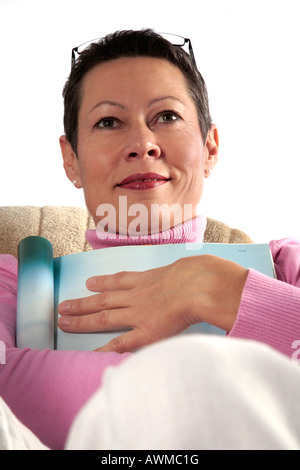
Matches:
[59,135,82,188]
[204,124,219,178]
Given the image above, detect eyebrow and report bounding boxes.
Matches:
[89,96,185,114]
[89,100,127,114]
[147,96,185,108]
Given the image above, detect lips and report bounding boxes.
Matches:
[117,173,170,190]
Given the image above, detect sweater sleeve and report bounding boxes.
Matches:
[0,254,131,450]
[229,238,300,358]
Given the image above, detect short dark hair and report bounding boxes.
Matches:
[62,29,212,153]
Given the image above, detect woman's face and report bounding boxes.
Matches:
[60,57,218,234]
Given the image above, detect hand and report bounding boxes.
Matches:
[58,255,248,353]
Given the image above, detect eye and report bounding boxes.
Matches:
[95,117,120,130]
[156,111,181,124]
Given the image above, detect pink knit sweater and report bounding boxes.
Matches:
[0,216,299,449]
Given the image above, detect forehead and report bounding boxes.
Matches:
[79,56,191,108]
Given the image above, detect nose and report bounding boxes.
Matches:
[124,123,161,160]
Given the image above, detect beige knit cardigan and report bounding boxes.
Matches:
[0,206,253,259]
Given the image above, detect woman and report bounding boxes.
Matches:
[58,29,300,355]
[0,29,300,450]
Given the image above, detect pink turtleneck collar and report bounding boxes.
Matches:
[85,215,207,250]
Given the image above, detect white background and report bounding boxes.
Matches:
[1,0,299,242]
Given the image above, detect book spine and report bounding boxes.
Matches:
[17,236,55,350]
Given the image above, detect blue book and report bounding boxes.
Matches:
[16,237,276,351]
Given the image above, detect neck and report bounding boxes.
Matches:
[86,215,207,250]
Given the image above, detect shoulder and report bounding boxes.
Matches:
[0,255,17,275]
[204,218,253,244]
[270,238,300,286]
[0,255,18,291]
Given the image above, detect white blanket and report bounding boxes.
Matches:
[66,335,300,450]
[0,398,48,450]
[1,335,300,450]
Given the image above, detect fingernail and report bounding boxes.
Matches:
[86,277,96,288]
[58,316,71,328]
[59,301,71,313]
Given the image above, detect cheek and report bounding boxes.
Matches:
[76,153,110,210]
[77,141,108,184]
[172,134,205,175]
[175,136,205,202]
[171,125,203,157]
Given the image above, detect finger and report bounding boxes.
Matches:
[58,289,130,316]
[95,328,150,354]
[86,270,143,292]
[58,307,133,333]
